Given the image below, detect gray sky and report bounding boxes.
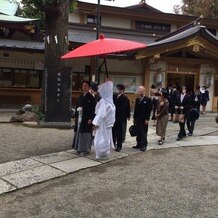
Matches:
[79,0,182,13]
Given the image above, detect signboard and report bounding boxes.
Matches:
[111,76,137,93]
[44,66,72,122]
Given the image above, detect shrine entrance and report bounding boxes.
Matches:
[166,65,199,92]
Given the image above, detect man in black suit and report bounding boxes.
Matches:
[112,84,130,152]
[169,85,179,120]
[175,86,191,140]
[133,86,152,151]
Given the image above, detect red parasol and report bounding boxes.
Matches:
[61,34,147,80]
[61,34,147,59]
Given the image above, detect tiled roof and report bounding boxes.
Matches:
[148,25,218,47]
[68,29,155,45]
[125,2,161,13]
[0,39,44,50]
[0,13,39,23]
[0,30,155,51]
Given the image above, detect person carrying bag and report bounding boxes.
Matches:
[175,86,191,141]
[129,124,138,137]
[172,109,185,123]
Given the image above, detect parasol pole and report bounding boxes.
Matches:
[98,58,108,79]
[95,0,114,83]
[104,58,108,79]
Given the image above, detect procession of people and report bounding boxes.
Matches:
[73,80,210,159]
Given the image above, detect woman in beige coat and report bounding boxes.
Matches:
[156,91,169,145]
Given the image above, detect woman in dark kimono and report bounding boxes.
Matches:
[73,81,96,155]
[156,91,169,145]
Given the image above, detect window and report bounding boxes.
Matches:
[3,52,9,57]
[0,68,12,87]
[14,69,26,87]
[135,21,171,33]
[72,72,91,90]
[86,15,101,25]
[0,68,42,88]
[27,70,40,88]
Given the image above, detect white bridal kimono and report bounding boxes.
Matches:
[92,81,116,159]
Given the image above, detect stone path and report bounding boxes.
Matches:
[0,112,217,195]
[0,134,217,195]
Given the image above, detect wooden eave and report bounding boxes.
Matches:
[0,46,44,53]
[77,1,218,28]
[135,40,218,60]
[0,22,36,30]
[126,3,161,13]
[135,34,218,60]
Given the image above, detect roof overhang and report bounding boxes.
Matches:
[135,25,218,60]
[77,1,218,29]
[0,39,44,51]
[0,13,40,23]
[68,24,155,45]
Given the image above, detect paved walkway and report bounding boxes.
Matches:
[0,112,217,195]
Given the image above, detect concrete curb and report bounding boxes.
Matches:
[0,134,217,196]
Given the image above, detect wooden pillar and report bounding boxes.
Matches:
[131,19,135,30]
[80,14,85,24]
[144,59,150,96]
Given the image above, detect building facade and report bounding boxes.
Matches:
[0,1,218,111]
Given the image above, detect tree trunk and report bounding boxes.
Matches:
[44,1,69,67]
[41,0,72,122]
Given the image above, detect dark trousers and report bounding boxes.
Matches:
[122,120,127,143]
[136,120,148,148]
[196,103,200,112]
[169,103,175,118]
[112,121,124,149]
[178,119,187,139]
[186,118,196,134]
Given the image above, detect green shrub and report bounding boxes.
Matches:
[32,105,44,121]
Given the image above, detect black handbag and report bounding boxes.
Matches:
[129,124,137,137]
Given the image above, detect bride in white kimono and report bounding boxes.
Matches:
[92,81,116,159]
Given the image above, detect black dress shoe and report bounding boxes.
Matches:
[140,147,146,151]
[132,145,140,149]
[115,148,121,152]
[177,137,182,141]
[81,151,90,156]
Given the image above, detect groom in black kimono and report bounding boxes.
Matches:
[73,81,96,154]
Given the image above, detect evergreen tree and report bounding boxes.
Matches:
[174,0,218,18]
[19,0,77,118]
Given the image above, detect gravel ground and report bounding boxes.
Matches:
[0,145,217,218]
[0,112,217,164]
[0,123,73,163]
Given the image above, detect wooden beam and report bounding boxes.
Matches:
[136,36,218,60]
[160,56,216,66]
[135,43,187,59]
